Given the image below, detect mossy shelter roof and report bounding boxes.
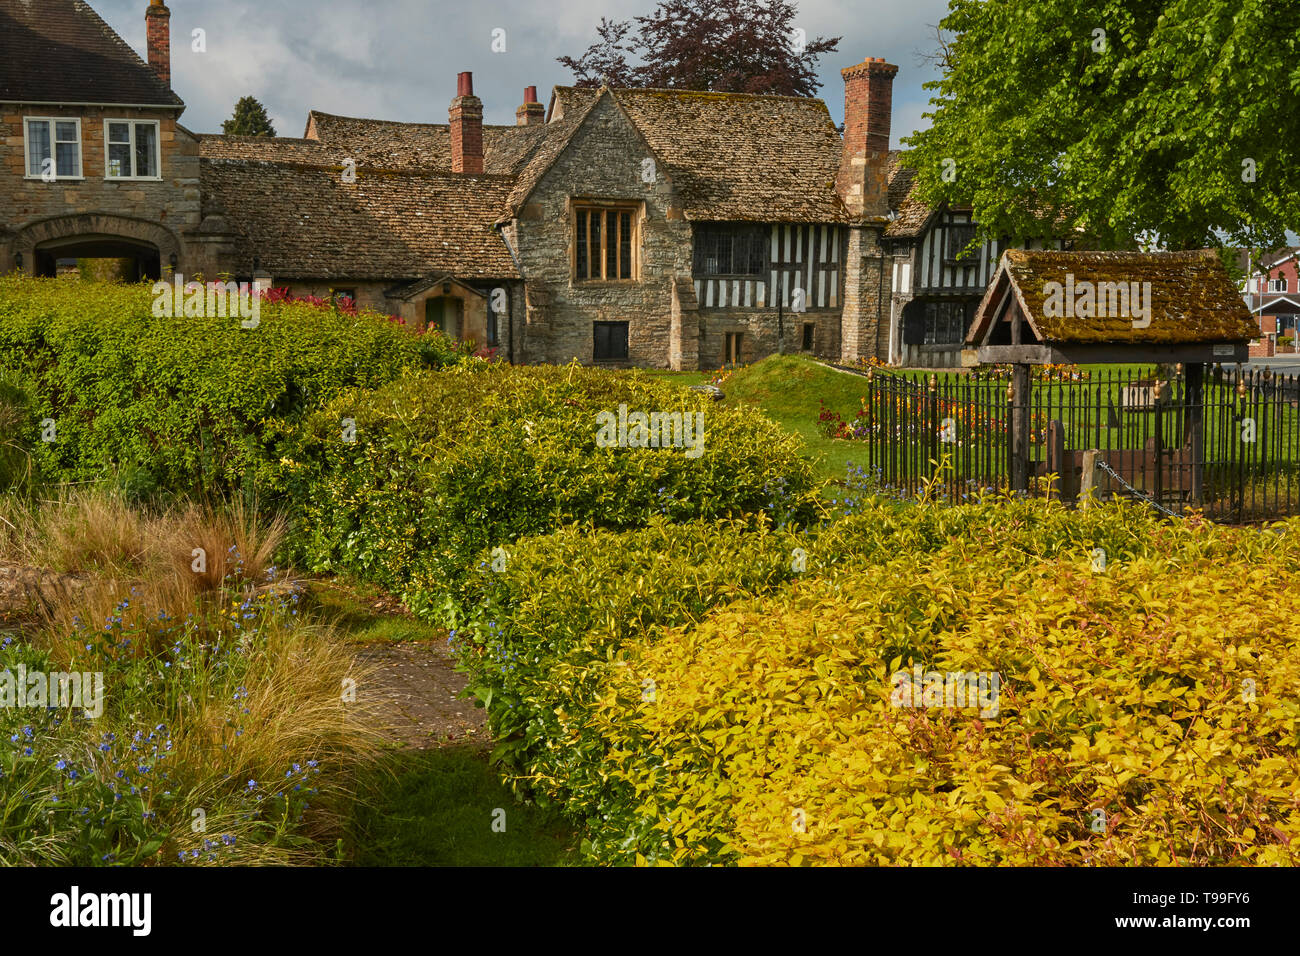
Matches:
[968,249,1259,348]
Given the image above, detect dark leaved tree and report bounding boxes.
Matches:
[559,0,840,96]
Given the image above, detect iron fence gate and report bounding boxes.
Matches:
[832,364,1300,522]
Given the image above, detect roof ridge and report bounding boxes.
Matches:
[201,156,516,181]
[556,84,829,105]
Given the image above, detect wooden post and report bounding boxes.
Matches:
[1011,363,1030,493]
[1080,449,1102,507]
[1046,419,1065,499]
[1185,363,1204,507]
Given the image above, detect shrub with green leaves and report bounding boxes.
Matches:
[597,511,1300,865]
[0,275,465,500]
[444,495,1300,865]
[290,363,822,602]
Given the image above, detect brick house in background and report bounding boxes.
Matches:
[0,0,199,280]
[1238,248,1300,357]
[1,0,1055,369]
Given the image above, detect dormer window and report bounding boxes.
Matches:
[24,118,82,179]
[105,120,161,179]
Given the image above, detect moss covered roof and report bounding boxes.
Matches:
[969,249,1259,346]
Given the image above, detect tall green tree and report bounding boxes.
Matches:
[904,0,1300,251]
[559,0,840,97]
[221,96,276,137]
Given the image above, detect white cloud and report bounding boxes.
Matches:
[94,0,950,146]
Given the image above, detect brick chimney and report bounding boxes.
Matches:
[145,0,171,89]
[450,72,484,174]
[516,86,545,126]
[837,57,898,220]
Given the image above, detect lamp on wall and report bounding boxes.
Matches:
[168,253,178,274]
[443,281,452,295]
[13,252,22,270]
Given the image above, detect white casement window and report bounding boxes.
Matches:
[104,119,161,179]
[24,118,82,179]
[1268,277,1288,293]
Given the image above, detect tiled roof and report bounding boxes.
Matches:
[969,249,1259,346]
[0,0,182,106]
[199,85,937,280]
[199,134,345,164]
[199,159,518,281]
[303,111,550,175]
[884,154,932,237]
[508,87,851,223]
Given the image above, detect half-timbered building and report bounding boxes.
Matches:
[2,0,1067,370]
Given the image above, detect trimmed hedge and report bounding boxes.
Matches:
[290,363,822,603]
[449,496,1300,864]
[0,275,464,499]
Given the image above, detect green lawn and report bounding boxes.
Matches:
[314,577,581,865]
[653,356,877,482]
[348,746,578,867]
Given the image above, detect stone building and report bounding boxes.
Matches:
[1,0,1060,368]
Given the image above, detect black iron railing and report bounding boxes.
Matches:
[827,364,1300,522]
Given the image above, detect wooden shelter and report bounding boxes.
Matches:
[965,249,1258,365]
[962,249,1262,500]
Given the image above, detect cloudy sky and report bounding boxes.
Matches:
[94,0,951,145]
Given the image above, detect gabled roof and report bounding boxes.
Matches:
[1251,294,1300,315]
[303,111,550,175]
[968,249,1258,347]
[884,155,930,237]
[1236,246,1300,275]
[197,83,938,282]
[0,0,182,106]
[507,87,852,223]
[199,159,518,281]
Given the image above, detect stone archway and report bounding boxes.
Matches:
[11,213,183,280]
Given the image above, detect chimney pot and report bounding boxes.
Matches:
[145,0,172,89]
[451,73,484,173]
[516,86,545,126]
[837,57,898,219]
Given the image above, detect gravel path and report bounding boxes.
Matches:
[352,640,489,751]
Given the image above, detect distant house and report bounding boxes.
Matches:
[1,0,1065,369]
[1238,248,1300,356]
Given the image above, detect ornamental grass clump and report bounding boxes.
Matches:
[0,491,383,865]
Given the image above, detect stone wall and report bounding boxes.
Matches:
[512,95,690,368]
[839,224,890,363]
[0,105,198,274]
[697,309,841,368]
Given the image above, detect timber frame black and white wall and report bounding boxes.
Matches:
[691,222,846,312]
[887,205,1067,368]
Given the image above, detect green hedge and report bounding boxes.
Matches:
[443,495,1300,863]
[290,363,823,602]
[0,275,464,500]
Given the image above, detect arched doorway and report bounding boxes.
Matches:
[33,234,161,281]
[13,214,181,281]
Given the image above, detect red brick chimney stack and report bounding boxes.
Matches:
[838,57,898,220]
[516,86,545,126]
[145,0,172,89]
[450,72,484,174]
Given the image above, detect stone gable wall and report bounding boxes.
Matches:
[511,96,690,367]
